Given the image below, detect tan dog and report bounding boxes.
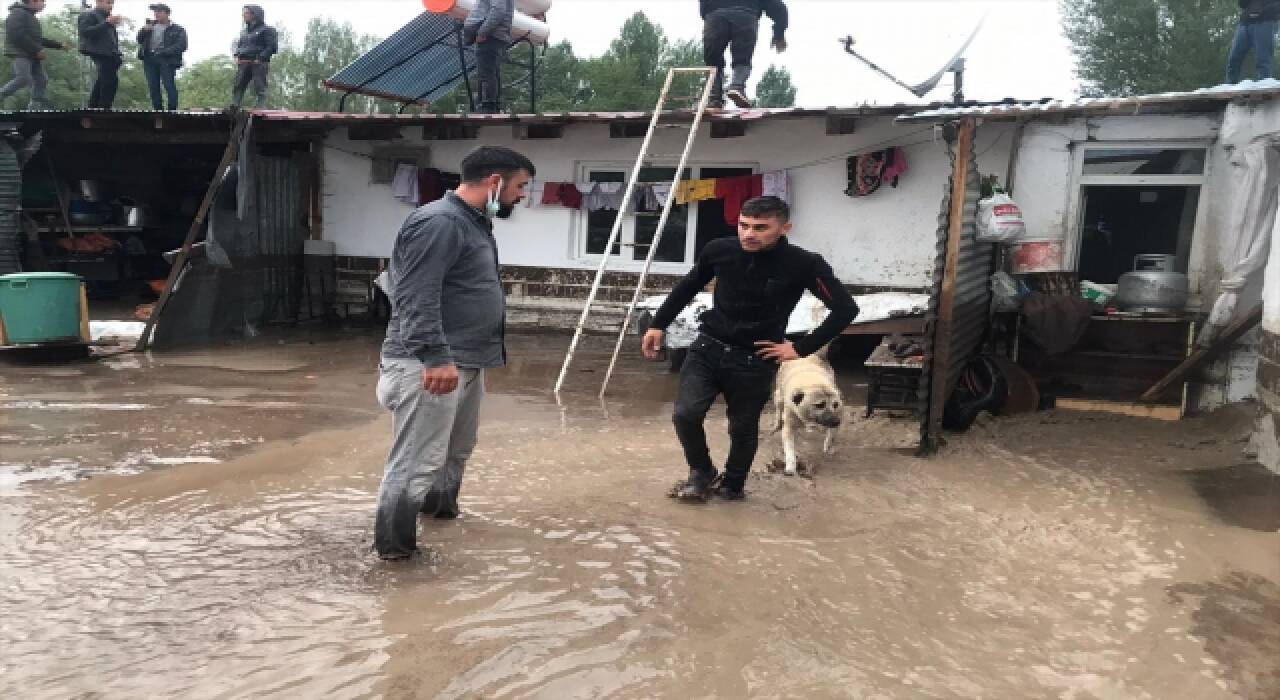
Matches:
[771,348,843,475]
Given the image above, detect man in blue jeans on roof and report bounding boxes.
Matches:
[1227,0,1280,83]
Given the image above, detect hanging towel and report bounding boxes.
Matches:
[541,182,584,209]
[586,182,626,211]
[392,163,420,205]
[633,184,658,212]
[762,170,789,203]
[651,182,673,209]
[675,179,717,204]
[883,147,909,187]
[419,168,446,204]
[715,174,764,226]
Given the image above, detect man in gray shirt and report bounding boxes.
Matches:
[375,145,535,561]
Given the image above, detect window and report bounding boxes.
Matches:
[579,163,754,267]
[1072,144,1209,286]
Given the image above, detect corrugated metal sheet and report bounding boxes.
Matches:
[255,156,306,323]
[325,12,474,106]
[898,79,1280,122]
[253,104,928,124]
[0,140,21,274]
[917,122,992,454]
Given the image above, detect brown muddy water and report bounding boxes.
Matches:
[1,331,1277,699]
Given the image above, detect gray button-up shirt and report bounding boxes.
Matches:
[380,192,507,369]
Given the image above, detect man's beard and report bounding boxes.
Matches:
[495,202,516,219]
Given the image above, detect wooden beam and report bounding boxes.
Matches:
[79,283,91,343]
[1140,304,1263,402]
[923,118,976,453]
[135,114,251,352]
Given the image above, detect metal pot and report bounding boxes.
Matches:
[118,198,148,227]
[1116,255,1188,312]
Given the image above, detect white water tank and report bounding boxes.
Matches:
[423,0,551,45]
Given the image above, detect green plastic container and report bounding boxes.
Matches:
[0,272,84,345]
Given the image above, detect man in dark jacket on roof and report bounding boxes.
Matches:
[0,0,67,110]
[1227,0,1280,82]
[462,0,513,114]
[78,0,122,109]
[231,4,277,109]
[700,0,788,109]
[137,4,188,111]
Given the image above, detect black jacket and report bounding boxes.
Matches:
[137,22,188,66]
[700,0,789,41]
[77,7,119,58]
[4,3,58,59]
[651,237,859,358]
[1240,0,1280,23]
[233,5,278,63]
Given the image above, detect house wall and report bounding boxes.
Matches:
[1228,100,1280,472]
[319,115,1016,291]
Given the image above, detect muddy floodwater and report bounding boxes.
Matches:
[1,331,1278,699]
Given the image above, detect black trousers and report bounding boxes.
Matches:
[702,8,759,102]
[232,62,270,108]
[474,39,504,112]
[88,55,121,109]
[672,334,778,490]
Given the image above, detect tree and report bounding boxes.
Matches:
[177,56,237,110]
[1061,0,1240,96]
[754,65,797,107]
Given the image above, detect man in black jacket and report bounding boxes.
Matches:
[0,0,66,109]
[642,196,858,501]
[137,3,187,111]
[1227,0,1280,82]
[231,4,277,109]
[700,0,788,109]
[78,0,121,109]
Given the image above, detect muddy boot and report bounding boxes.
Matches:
[670,467,719,503]
[714,472,747,500]
[726,85,752,109]
[420,487,460,519]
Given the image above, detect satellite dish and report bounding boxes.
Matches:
[840,17,986,103]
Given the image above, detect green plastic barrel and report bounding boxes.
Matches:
[0,272,83,345]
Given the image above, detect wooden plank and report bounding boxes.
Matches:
[78,283,90,343]
[1058,398,1182,422]
[841,317,926,336]
[1139,304,1263,402]
[0,312,9,346]
[923,118,976,453]
[135,114,252,352]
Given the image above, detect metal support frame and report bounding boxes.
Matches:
[553,67,717,397]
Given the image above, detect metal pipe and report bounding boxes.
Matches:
[599,67,716,398]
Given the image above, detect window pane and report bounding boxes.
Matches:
[634,207,688,262]
[584,170,625,255]
[1082,149,1205,175]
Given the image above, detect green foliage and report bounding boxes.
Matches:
[754,64,796,107]
[1061,0,1241,96]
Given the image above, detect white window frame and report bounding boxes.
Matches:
[573,160,759,274]
[1065,140,1213,303]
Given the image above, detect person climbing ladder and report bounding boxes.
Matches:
[700,0,788,109]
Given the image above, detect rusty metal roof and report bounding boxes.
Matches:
[248,104,932,124]
[898,80,1280,122]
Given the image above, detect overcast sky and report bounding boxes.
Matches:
[101,0,1079,106]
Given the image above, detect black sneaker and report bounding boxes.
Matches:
[706,98,725,110]
[671,468,719,503]
[714,483,746,501]
[726,86,752,109]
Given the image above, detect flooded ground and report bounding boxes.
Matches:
[1,331,1277,699]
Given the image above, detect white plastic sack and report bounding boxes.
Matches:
[977,192,1027,243]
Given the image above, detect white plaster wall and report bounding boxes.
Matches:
[321,115,1015,289]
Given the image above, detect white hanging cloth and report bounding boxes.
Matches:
[1198,137,1279,346]
[391,163,419,206]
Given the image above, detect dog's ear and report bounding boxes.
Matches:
[792,391,805,405]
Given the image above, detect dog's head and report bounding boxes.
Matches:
[790,386,843,428]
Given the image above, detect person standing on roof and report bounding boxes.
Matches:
[78,0,122,109]
[0,0,68,110]
[700,0,788,109]
[1226,0,1280,83]
[231,4,278,109]
[137,3,188,112]
[462,0,513,114]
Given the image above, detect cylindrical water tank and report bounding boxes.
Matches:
[423,0,551,45]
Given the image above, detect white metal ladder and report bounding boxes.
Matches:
[553,66,717,397]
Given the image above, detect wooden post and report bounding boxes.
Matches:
[923,118,976,453]
[78,282,90,343]
[134,114,251,352]
[0,312,9,346]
